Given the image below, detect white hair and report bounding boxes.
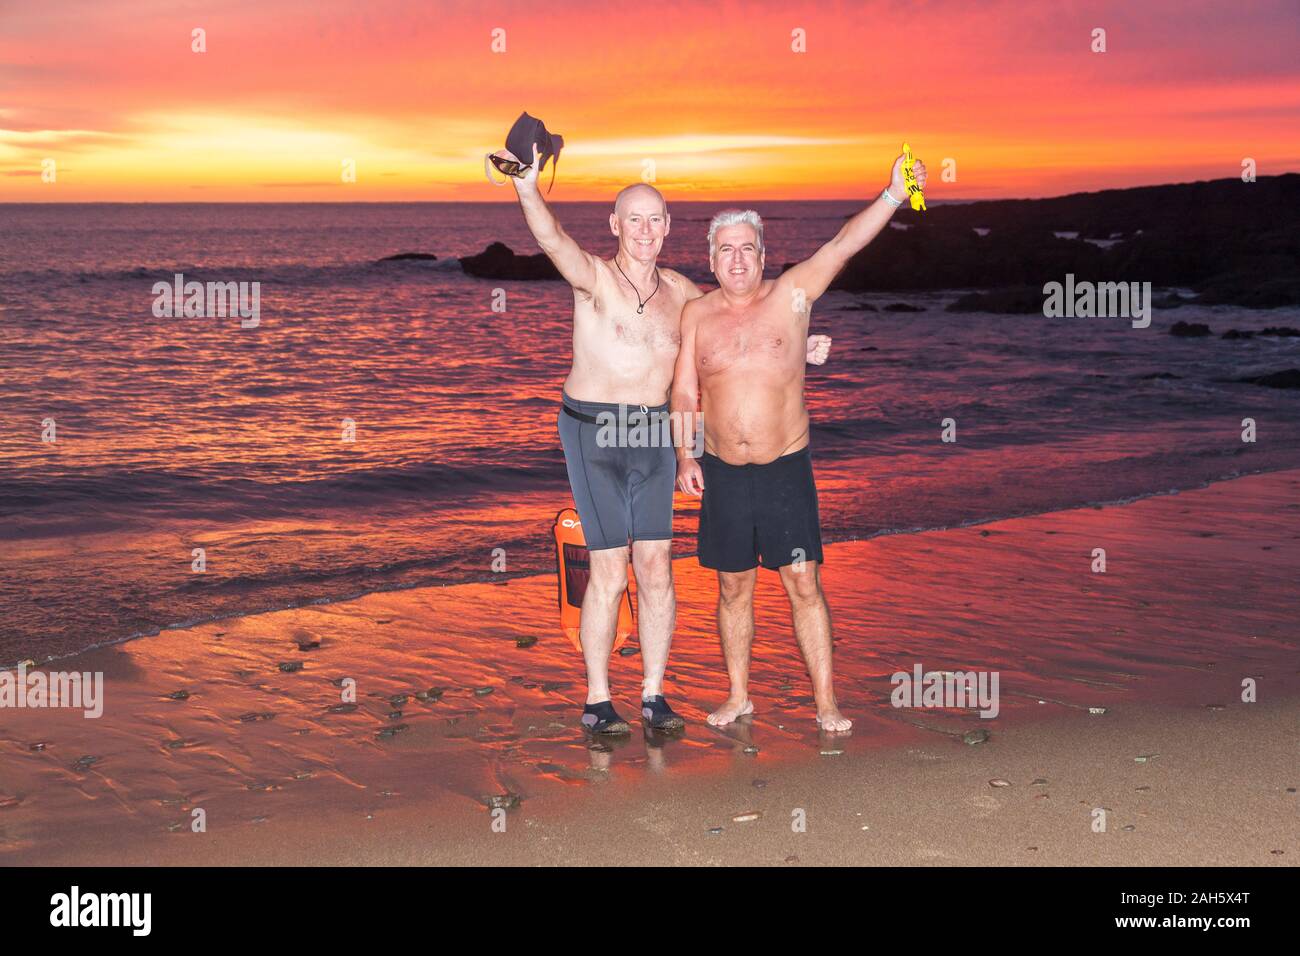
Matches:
[707,209,764,259]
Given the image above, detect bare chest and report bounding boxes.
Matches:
[697,311,799,378]
[592,284,683,351]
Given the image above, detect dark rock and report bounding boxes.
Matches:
[1260,326,1300,337]
[882,302,924,312]
[1169,321,1211,337]
[946,286,1044,314]
[1195,275,1300,309]
[812,176,1300,305]
[1139,372,1181,380]
[1221,329,1256,339]
[377,252,437,262]
[459,242,561,281]
[1238,368,1300,389]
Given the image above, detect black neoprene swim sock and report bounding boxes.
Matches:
[640,694,685,730]
[581,700,629,734]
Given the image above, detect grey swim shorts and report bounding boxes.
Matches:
[557,391,676,551]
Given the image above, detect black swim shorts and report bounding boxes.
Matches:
[698,445,824,572]
[557,391,676,551]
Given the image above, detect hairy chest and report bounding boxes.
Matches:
[590,281,683,351]
[696,313,799,377]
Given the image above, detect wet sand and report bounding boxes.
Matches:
[2,470,1297,866]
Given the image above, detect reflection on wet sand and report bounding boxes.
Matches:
[1,471,1297,864]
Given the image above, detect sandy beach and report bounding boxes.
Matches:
[2,469,1297,866]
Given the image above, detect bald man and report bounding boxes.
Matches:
[495,144,830,735]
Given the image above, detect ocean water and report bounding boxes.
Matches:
[2,201,1298,664]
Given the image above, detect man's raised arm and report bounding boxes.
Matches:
[781,151,927,303]
[499,143,599,294]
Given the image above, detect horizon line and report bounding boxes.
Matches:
[3,173,1291,207]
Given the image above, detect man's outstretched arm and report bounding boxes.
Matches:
[782,151,927,303]
[499,143,598,294]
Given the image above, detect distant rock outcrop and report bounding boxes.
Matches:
[826,175,1300,309]
[1195,275,1300,308]
[1237,369,1300,389]
[945,287,1044,314]
[377,252,438,262]
[459,242,562,280]
[1152,292,1193,309]
[1170,321,1212,337]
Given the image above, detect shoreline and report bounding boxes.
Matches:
[9,461,1296,671]
[1,468,1297,865]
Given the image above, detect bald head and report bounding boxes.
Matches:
[613,183,667,218]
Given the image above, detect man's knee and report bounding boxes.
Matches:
[718,570,756,607]
[632,542,673,592]
[588,550,629,597]
[780,563,823,603]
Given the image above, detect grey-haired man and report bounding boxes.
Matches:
[673,152,927,732]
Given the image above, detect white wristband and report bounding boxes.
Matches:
[880,186,903,208]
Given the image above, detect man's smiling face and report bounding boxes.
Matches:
[711,223,764,295]
[611,186,669,263]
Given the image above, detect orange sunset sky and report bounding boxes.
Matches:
[1,0,1298,202]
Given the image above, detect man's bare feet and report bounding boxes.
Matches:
[815,706,852,732]
[707,696,754,726]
